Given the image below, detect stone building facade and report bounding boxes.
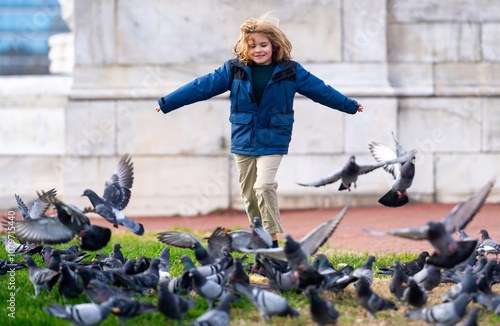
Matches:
[0,0,499,216]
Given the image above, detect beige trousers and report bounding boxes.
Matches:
[233,154,284,235]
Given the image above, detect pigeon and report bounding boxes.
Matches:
[190,292,236,326]
[232,281,299,323]
[321,265,358,295]
[134,255,150,274]
[107,295,158,325]
[256,257,299,292]
[441,252,478,284]
[369,134,416,207]
[249,216,273,249]
[84,279,136,304]
[478,229,500,257]
[43,301,114,326]
[0,259,26,275]
[313,253,336,275]
[94,252,124,270]
[158,226,232,265]
[23,255,60,297]
[297,150,415,191]
[157,281,197,325]
[390,260,409,304]
[306,287,339,325]
[414,264,442,293]
[456,307,480,326]
[440,267,477,302]
[180,254,231,278]
[353,278,397,320]
[82,154,144,236]
[189,268,230,308]
[58,263,84,300]
[158,247,171,284]
[254,202,349,264]
[167,270,192,296]
[458,230,478,242]
[364,179,495,268]
[353,256,376,286]
[113,258,160,294]
[1,236,33,255]
[404,292,472,326]
[378,251,430,276]
[112,243,127,264]
[3,190,111,251]
[402,277,428,308]
[15,188,57,220]
[74,265,117,289]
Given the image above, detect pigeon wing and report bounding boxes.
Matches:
[157,231,201,249]
[37,190,90,230]
[441,179,495,234]
[299,202,349,257]
[14,194,29,220]
[206,227,232,258]
[28,188,57,219]
[103,154,134,210]
[364,225,430,241]
[297,169,343,187]
[253,247,287,262]
[3,216,76,245]
[368,142,400,179]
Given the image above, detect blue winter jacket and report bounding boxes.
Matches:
[158,58,359,155]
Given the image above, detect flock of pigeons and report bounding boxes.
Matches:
[0,135,499,325]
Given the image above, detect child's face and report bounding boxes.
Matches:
[249,33,274,65]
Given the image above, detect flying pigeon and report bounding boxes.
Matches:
[306,287,339,325]
[43,301,114,326]
[364,179,495,268]
[15,188,57,220]
[23,255,60,298]
[3,190,111,251]
[402,277,428,308]
[82,154,144,236]
[354,278,397,320]
[404,292,472,325]
[369,133,416,207]
[157,281,197,325]
[478,229,500,257]
[232,281,299,323]
[157,226,232,265]
[254,202,349,263]
[378,251,430,276]
[297,150,415,191]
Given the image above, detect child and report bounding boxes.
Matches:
[155,15,363,248]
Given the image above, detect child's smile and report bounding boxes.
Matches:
[249,33,274,65]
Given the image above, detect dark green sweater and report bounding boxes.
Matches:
[251,62,277,107]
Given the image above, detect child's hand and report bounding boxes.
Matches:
[357,103,364,112]
[155,107,161,112]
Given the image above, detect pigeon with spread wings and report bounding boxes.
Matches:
[15,188,57,220]
[297,150,416,191]
[364,179,495,268]
[82,154,144,236]
[369,132,416,207]
[2,190,111,251]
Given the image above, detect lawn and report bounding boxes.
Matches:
[1,231,499,326]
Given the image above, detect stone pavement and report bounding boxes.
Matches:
[90,203,500,254]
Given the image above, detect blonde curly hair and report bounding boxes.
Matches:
[233,14,292,65]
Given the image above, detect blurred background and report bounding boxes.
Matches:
[0,0,499,217]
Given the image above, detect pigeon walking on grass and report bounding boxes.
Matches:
[390,260,409,304]
[297,151,415,191]
[43,301,115,326]
[82,154,144,236]
[478,229,500,257]
[402,277,428,308]
[378,251,430,276]
[23,255,60,298]
[107,295,158,325]
[58,263,84,300]
[353,256,376,286]
[157,281,197,325]
[306,287,339,325]
[190,293,237,326]
[113,258,160,294]
[369,133,416,207]
[364,179,495,268]
[414,264,442,293]
[354,277,397,320]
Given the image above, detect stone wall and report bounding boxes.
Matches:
[0,0,498,216]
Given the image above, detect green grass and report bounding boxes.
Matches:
[1,231,499,326]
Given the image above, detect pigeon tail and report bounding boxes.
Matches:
[378,189,409,207]
[120,216,145,236]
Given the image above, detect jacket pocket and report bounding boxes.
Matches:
[270,113,294,127]
[229,112,254,146]
[268,113,294,148]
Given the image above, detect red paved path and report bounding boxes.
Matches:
[94,203,500,254]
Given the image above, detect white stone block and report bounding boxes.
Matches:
[388,63,434,96]
[399,98,481,153]
[74,0,115,65]
[482,98,500,151]
[435,154,500,203]
[0,107,65,155]
[117,99,230,155]
[435,63,500,96]
[344,98,398,153]
[65,101,116,156]
[288,98,344,154]
[343,0,387,62]
[482,23,500,62]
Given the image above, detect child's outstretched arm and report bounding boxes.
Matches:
[357,103,364,112]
